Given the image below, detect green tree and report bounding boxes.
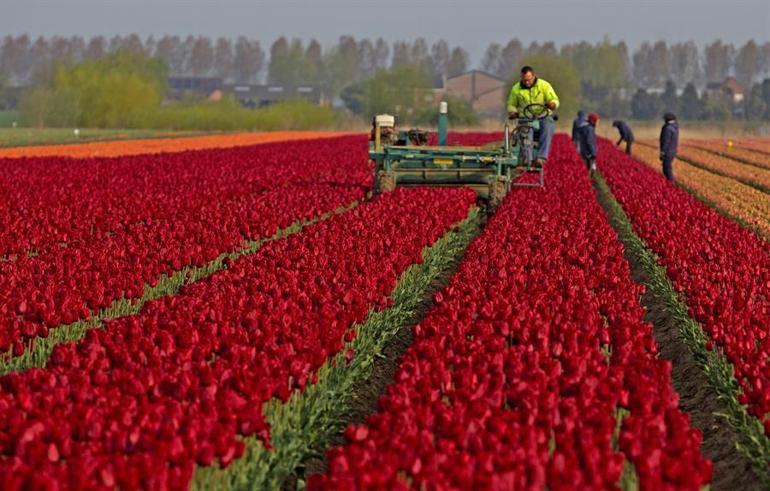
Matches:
[660,80,678,114]
[744,85,767,121]
[340,64,433,122]
[630,89,660,119]
[679,83,702,120]
[21,50,166,128]
[701,92,733,120]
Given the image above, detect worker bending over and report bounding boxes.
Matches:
[507,66,559,165]
[612,120,634,155]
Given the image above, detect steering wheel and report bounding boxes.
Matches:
[522,102,551,120]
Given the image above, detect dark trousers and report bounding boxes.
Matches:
[662,155,674,182]
[625,141,633,155]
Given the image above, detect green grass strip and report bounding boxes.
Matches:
[594,173,770,487]
[191,207,482,491]
[0,202,358,375]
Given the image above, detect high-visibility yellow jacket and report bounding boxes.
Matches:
[506,78,560,115]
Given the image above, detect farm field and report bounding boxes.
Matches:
[2,131,770,490]
[631,142,770,238]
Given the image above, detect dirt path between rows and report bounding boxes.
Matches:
[593,180,763,491]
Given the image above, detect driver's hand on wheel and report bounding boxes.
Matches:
[508,111,518,120]
[545,101,557,110]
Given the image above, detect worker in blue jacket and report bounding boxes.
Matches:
[572,110,587,152]
[612,120,634,155]
[659,113,679,182]
[577,112,600,173]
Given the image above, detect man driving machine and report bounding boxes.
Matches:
[507,66,559,165]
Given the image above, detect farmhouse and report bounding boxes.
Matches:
[705,76,747,103]
[225,84,322,108]
[437,70,507,116]
[167,76,223,99]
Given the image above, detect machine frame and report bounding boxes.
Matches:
[369,103,549,208]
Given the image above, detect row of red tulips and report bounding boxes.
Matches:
[0,137,367,257]
[1,138,371,355]
[0,184,363,355]
[0,187,475,490]
[310,137,711,490]
[597,140,770,426]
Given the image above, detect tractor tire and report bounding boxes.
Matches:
[488,177,508,210]
[377,171,396,194]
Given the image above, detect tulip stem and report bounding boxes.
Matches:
[0,201,359,376]
[190,207,482,490]
[594,172,770,488]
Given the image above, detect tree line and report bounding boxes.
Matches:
[2,34,770,90]
[3,34,770,123]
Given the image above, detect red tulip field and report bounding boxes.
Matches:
[2,132,770,490]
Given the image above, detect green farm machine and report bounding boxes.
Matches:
[369,102,550,208]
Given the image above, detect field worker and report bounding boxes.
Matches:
[659,113,679,182]
[572,110,587,152]
[578,112,600,173]
[507,65,559,165]
[612,120,635,155]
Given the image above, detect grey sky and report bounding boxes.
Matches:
[3,0,769,64]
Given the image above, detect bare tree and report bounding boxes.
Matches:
[704,40,734,83]
[446,47,469,79]
[410,38,429,66]
[0,35,31,84]
[430,39,450,84]
[391,41,411,68]
[372,38,390,71]
[650,41,670,87]
[190,37,214,76]
[180,35,196,75]
[145,36,157,58]
[735,39,760,86]
[357,39,377,79]
[234,37,264,83]
[213,37,234,80]
[85,36,107,60]
[27,36,51,85]
[499,39,524,79]
[268,37,290,84]
[306,39,323,80]
[669,41,700,84]
[154,36,183,75]
[760,42,770,79]
[632,42,654,86]
[480,43,502,76]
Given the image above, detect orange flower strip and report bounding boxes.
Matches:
[0,131,352,159]
[740,139,770,156]
[639,140,770,192]
[683,140,770,171]
[631,144,770,238]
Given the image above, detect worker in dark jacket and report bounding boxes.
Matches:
[578,112,599,173]
[572,110,587,151]
[659,113,679,182]
[612,120,634,155]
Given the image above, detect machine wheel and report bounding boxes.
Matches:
[376,171,396,193]
[488,177,508,210]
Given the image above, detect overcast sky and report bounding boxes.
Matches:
[3,0,769,63]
